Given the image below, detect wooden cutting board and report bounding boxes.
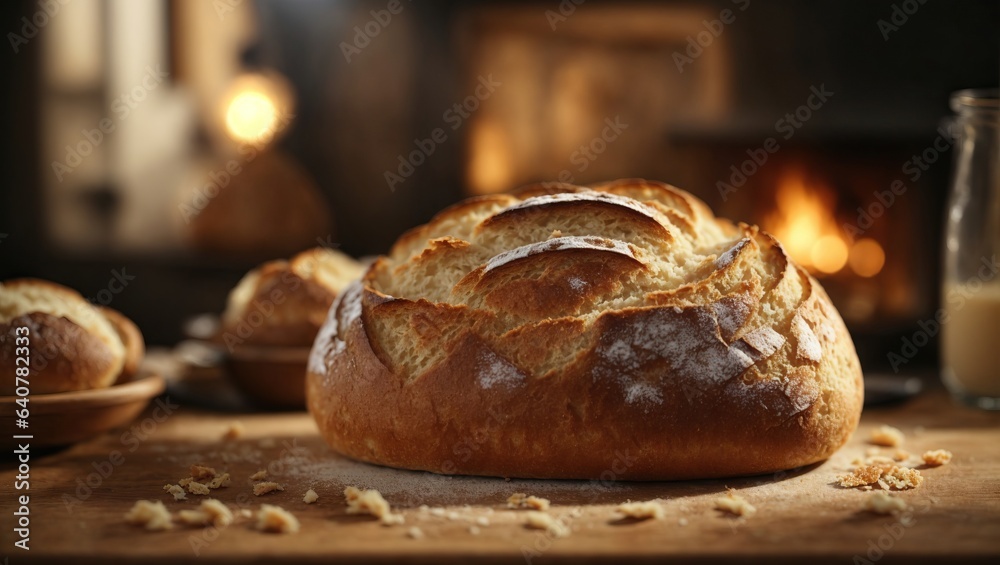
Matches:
[3,387,998,564]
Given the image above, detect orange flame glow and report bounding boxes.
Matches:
[764,170,849,275]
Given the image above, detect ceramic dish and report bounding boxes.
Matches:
[226,346,309,409]
[0,372,165,450]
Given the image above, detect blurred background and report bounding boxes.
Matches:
[0,0,996,376]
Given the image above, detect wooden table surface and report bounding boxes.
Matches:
[3,385,999,564]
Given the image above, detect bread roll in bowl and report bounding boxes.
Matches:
[221,248,365,349]
[0,279,134,395]
[307,180,863,480]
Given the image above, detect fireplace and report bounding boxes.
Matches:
[2,0,995,354]
[448,1,971,373]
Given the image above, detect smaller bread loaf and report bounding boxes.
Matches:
[220,247,364,349]
[0,279,144,395]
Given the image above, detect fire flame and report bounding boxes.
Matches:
[764,170,883,278]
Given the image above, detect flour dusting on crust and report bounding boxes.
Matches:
[476,349,526,390]
[792,314,822,362]
[714,238,751,268]
[308,280,363,375]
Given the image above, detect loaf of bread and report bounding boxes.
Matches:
[306,180,864,480]
[221,247,365,349]
[0,279,144,395]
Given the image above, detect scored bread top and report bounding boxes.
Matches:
[314,180,837,407]
[313,180,851,415]
[307,179,864,479]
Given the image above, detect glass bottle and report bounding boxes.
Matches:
[942,88,1000,410]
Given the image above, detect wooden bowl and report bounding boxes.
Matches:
[226,346,309,410]
[0,373,165,450]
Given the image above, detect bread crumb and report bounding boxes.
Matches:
[249,470,269,481]
[871,425,904,447]
[238,509,253,519]
[507,493,551,510]
[407,526,424,539]
[469,525,481,535]
[446,511,460,521]
[303,489,319,504]
[892,450,910,462]
[207,473,231,489]
[177,499,234,528]
[256,504,299,534]
[190,464,217,481]
[253,482,285,496]
[714,490,756,517]
[862,492,908,515]
[617,500,666,520]
[838,463,923,490]
[429,507,446,518]
[163,484,187,501]
[223,422,245,440]
[922,449,953,467]
[125,500,173,531]
[344,486,404,525]
[678,517,689,526]
[187,481,211,496]
[178,477,194,487]
[524,511,570,538]
[475,516,490,527]
[865,447,880,457]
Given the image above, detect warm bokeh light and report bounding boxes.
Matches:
[225,90,279,144]
[811,234,849,274]
[764,169,850,275]
[219,72,294,146]
[849,238,886,277]
[468,119,512,194]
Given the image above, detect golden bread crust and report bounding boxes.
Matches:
[307,180,863,480]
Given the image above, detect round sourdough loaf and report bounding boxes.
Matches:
[307,180,864,480]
